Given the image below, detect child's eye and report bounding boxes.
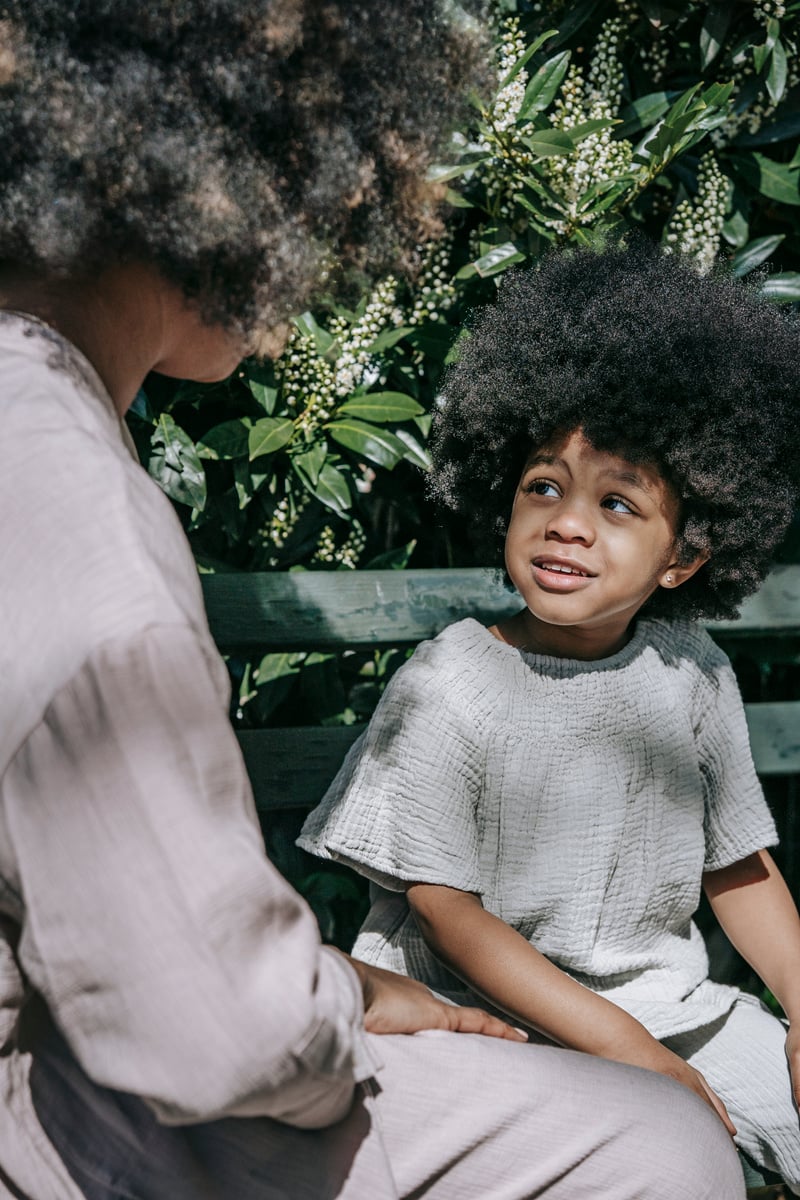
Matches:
[602,495,634,515]
[524,478,560,497]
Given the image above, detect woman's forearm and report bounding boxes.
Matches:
[704,849,800,1021]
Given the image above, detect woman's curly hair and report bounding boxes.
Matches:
[431,243,800,621]
[0,0,487,335]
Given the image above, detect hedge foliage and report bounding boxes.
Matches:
[129,0,800,937]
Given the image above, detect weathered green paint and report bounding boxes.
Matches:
[203,564,800,653]
[206,565,800,812]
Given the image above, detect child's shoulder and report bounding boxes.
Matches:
[640,616,731,676]
[411,617,508,676]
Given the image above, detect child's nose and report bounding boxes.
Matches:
[545,501,595,544]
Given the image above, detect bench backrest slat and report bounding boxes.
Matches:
[203,563,800,654]
[202,566,800,811]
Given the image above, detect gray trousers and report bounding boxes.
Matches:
[27,1024,746,1200]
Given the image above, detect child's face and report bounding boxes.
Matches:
[503,429,705,659]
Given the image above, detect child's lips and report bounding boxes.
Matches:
[531,557,595,588]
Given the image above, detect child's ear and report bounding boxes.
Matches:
[658,551,709,591]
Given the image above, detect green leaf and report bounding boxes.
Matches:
[291,442,327,488]
[564,118,616,143]
[456,242,526,280]
[247,379,278,413]
[248,417,295,460]
[326,419,406,469]
[760,272,800,302]
[730,234,784,277]
[196,419,251,460]
[339,393,424,422]
[616,92,675,139]
[734,112,800,148]
[753,41,770,75]
[363,326,413,354]
[233,458,254,509]
[129,388,155,423]
[404,323,457,361]
[254,651,302,685]
[149,413,207,510]
[293,311,334,355]
[445,187,475,209]
[425,162,477,183]
[739,152,800,206]
[699,2,731,69]
[364,540,417,570]
[722,206,749,249]
[520,127,575,158]
[518,51,571,118]
[395,428,432,471]
[766,39,787,105]
[307,462,352,515]
[550,0,603,47]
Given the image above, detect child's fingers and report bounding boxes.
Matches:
[783,1028,800,1107]
[695,1071,737,1138]
[447,1005,528,1041]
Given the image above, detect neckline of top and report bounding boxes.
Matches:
[462,615,651,675]
[0,309,139,460]
[0,309,112,408]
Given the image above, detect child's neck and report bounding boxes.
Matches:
[489,610,636,662]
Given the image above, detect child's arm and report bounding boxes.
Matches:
[703,848,800,1103]
[407,881,735,1133]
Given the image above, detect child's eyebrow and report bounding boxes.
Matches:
[601,468,654,493]
[522,455,654,494]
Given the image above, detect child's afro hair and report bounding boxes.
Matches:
[431,242,800,621]
[0,0,487,337]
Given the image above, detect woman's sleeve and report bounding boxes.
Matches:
[695,640,778,871]
[298,639,484,894]
[4,625,376,1129]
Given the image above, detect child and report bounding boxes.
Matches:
[299,243,800,1186]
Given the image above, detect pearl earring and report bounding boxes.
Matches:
[665,574,673,585]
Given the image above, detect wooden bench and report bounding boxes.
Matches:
[203,564,800,814]
[204,563,799,1195]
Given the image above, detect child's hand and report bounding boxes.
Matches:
[628,1040,737,1137]
[784,1023,800,1108]
[341,953,528,1041]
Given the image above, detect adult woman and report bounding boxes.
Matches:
[0,4,745,1197]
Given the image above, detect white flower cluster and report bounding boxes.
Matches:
[547,19,633,229]
[587,16,625,109]
[280,332,337,439]
[755,0,786,20]
[712,32,800,144]
[492,17,529,131]
[262,490,311,566]
[332,277,401,397]
[312,522,367,569]
[278,276,402,438]
[638,35,670,85]
[408,236,456,325]
[663,152,729,273]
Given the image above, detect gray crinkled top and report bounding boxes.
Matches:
[299,617,777,1039]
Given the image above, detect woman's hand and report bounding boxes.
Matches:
[342,954,527,1041]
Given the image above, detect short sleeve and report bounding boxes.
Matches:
[298,636,484,894]
[696,642,778,871]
